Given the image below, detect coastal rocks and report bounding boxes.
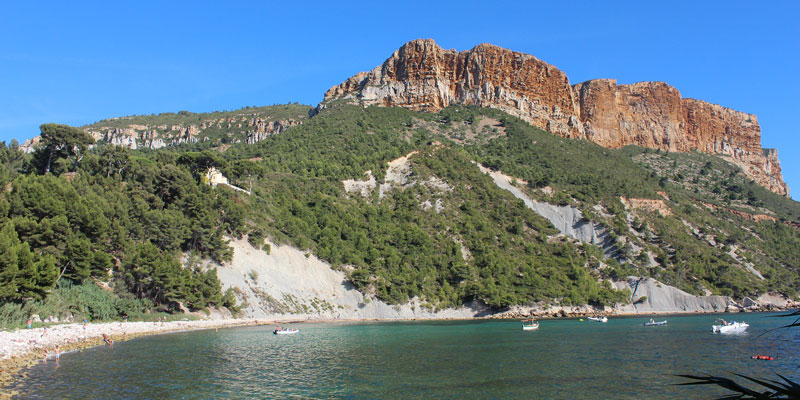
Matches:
[498,304,608,319]
[753,293,800,311]
[740,297,758,310]
[323,39,789,196]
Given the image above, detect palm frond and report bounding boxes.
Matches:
[731,373,797,397]
[757,310,800,337]
[768,310,800,318]
[775,373,800,392]
[675,374,771,398]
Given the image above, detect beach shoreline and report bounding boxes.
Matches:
[1,308,791,398]
[0,318,289,399]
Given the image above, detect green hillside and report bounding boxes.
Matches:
[1,103,798,327]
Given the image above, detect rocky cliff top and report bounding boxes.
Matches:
[21,104,310,153]
[323,39,789,196]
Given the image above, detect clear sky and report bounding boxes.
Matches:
[1,1,798,199]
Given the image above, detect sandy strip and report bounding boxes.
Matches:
[0,318,289,399]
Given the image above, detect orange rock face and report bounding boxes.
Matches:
[323,39,789,196]
[325,39,583,138]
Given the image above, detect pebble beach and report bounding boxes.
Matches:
[0,318,272,399]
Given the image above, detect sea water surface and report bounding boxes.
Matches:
[13,313,800,399]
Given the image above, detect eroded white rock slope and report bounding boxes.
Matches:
[213,238,486,319]
[476,164,616,256]
[614,277,730,313]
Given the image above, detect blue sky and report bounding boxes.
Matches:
[1,1,798,199]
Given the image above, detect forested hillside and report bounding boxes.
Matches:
[0,125,241,326]
[1,103,798,327]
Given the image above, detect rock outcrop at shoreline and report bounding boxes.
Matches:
[322,39,789,196]
[615,277,730,313]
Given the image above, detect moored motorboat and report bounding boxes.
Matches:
[273,328,299,335]
[587,316,608,323]
[711,319,748,334]
[643,319,667,326]
[522,319,539,331]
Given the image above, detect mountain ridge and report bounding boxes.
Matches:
[322,39,789,196]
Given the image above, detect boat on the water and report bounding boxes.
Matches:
[643,319,667,326]
[522,319,539,331]
[273,327,299,335]
[587,316,608,323]
[711,319,748,334]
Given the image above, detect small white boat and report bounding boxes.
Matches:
[643,320,667,326]
[522,319,539,331]
[273,328,299,335]
[587,316,608,323]
[711,319,748,334]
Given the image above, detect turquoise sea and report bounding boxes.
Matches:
[13,313,800,399]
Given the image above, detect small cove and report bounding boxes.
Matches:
[13,313,799,399]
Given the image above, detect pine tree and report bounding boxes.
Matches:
[0,223,58,301]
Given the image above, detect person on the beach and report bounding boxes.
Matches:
[102,333,111,345]
[54,345,60,361]
[27,318,32,329]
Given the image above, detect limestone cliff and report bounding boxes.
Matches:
[85,117,301,150]
[323,39,789,196]
[19,106,307,153]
